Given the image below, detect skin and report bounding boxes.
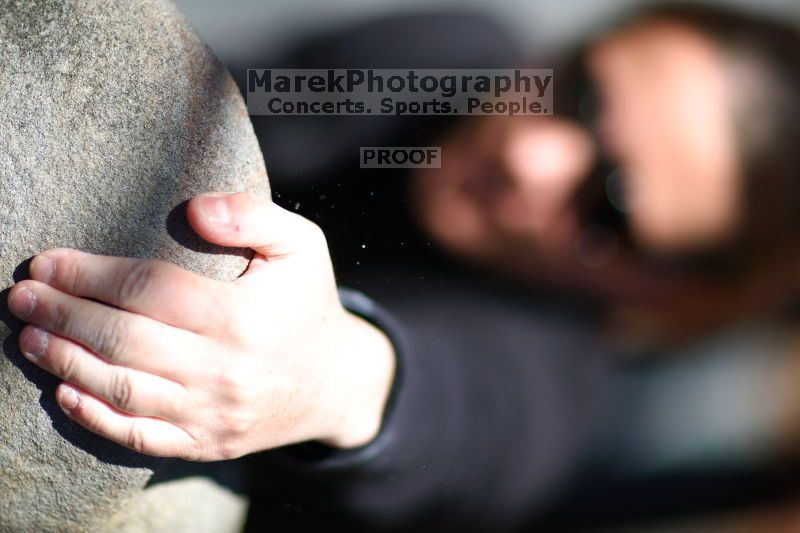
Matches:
[413,115,595,263]
[588,20,740,251]
[0,20,773,457]
[7,192,395,459]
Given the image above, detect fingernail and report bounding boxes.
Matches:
[31,255,55,284]
[10,286,36,318]
[21,327,48,360]
[198,195,231,226]
[59,384,80,411]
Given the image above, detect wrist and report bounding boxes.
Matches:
[316,309,396,449]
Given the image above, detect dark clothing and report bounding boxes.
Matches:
[246,273,614,532]
[240,11,799,532]
[242,12,614,531]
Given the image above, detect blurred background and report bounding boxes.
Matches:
[175,1,800,531]
[174,0,797,67]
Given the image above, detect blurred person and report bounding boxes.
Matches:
[416,4,800,348]
[7,4,800,532]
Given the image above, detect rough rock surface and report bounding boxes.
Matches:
[0,0,269,531]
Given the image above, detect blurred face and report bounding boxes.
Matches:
[412,116,595,262]
[413,20,741,269]
[588,20,740,251]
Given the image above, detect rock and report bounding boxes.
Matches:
[0,0,269,531]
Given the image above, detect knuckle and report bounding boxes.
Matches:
[56,345,82,381]
[220,406,253,437]
[215,305,247,343]
[301,219,327,248]
[283,211,327,250]
[213,366,257,437]
[184,431,239,461]
[214,360,248,396]
[228,315,259,348]
[94,314,133,362]
[126,421,149,454]
[117,260,160,304]
[215,440,241,461]
[51,301,72,336]
[182,439,207,462]
[64,253,89,293]
[108,370,134,411]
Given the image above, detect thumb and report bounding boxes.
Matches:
[187,192,321,259]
